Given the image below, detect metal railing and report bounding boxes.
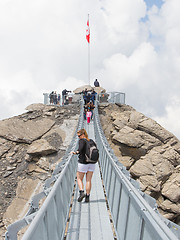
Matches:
[5,101,84,240]
[97,92,125,104]
[107,92,125,104]
[93,101,180,240]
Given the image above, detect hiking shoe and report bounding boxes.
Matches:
[85,194,90,203]
[78,191,86,202]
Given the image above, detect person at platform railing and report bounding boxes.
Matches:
[71,128,97,203]
[62,89,71,105]
[49,91,54,104]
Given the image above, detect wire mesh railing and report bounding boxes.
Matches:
[93,101,180,240]
[5,101,84,240]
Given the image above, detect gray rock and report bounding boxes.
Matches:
[0,139,11,157]
[137,118,175,143]
[174,142,180,154]
[0,118,55,143]
[130,158,154,177]
[25,103,46,112]
[140,148,174,181]
[3,171,13,178]
[27,139,57,156]
[162,172,180,202]
[6,166,16,171]
[139,175,160,193]
[119,156,135,170]
[128,111,146,129]
[160,199,180,214]
[112,126,161,159]
[73,85,106,94]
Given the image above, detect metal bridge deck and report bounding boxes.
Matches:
[66,120,114,240]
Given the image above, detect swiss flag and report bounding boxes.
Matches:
[86,19,90,43]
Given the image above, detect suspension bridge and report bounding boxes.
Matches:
[5,96,180,240]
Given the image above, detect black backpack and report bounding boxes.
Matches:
[85,139,99,163]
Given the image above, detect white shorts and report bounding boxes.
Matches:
[77,162,96,173]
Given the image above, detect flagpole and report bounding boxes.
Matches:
[88,29,90,86]
[88,14,90,85]
[87,14,90,86]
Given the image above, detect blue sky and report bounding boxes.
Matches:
[144,0,164,9]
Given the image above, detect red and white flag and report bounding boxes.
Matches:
[86,18,90,43]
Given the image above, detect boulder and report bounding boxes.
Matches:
[119,156,135,170]
[174,142,180,154]
[162,172,180,202]
[140,148,175,181]
[28,163,47,174]
[130,158,154,177]
[160,199,180,214]
[37,157,51,171]
[137,118,175,143]
[27,139,57,156]
[0,118,55,143]
[25,103,46,112]
[73,85,92,93]
[139,175,160,193]
[128,111,146,129]
[73,85,106,94]
[112,126,161,159]
[25,103,57,113]
[94,86,106,94]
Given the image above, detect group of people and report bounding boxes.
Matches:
[71,79,100,203]
[48,79,100,107]
[49,89,72,105]
[84,101,95,123]
[82,89,96,124]
[49,91,61,105]
[82,88,97,105]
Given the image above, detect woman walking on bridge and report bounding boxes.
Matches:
[72,128,96,203]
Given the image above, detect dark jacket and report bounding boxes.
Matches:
[94,80,100,87]
[77,138,89,164]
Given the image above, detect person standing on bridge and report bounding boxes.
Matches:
[71,128,96,203]
[86,108,92,124]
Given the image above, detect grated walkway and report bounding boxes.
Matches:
[66,120,114,240]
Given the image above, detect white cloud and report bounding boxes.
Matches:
[0,0,180,139]
[153,96,180,139]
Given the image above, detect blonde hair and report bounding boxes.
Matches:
[77,128,90,141]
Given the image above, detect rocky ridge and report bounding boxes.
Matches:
[99,103,180,225]
[0,103,80,238]
[0,101,180,238]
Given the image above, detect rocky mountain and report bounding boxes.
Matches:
[99,103,180,225]
[0,103,80,238]
[0,101,180,238]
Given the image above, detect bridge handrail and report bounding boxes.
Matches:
[5,101,84,240]
[93,101,180,240]
[107,91,126,104]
